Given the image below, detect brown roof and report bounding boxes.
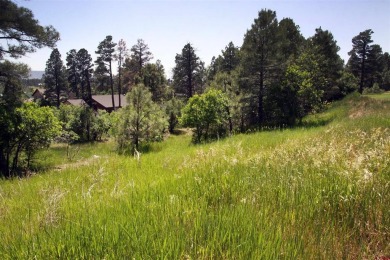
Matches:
[91,95,128,109]
[32,88,45,98]
[65,99,85,106]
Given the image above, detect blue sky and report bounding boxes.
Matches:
[14,0,390,78]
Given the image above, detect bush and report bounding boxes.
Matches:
[363,83,384,94]
[115,84,167,154]
[0,103,61,176]
[180,89,229,143]
[56,104,113,143]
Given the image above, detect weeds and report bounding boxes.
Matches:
[0,93,389,258]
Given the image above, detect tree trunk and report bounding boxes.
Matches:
[227,106,233,135]
[0,149,10,178]
[56,74,60,108]
[11,142,23,176]
[86,71,92,106]
[109,60,116,110]
[359,43,367,94]
[187,50,193,98]
[258,70,264,128]
[118,62,122,108]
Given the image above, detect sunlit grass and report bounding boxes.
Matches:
[0,93,389,258]
[364,91,390,100]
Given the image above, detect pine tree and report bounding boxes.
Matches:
[66,49,80,98]
[116,39,129,107]
[116,84,167,153]
[173,43,204,99]
[220,42,240,74]
[44,48,67,108]
[142,60,167,102]
[240,9,279,127]
[95,36,117,109]
[130,39,153,75]
[0,0,59,59]
[347,29,374,93]
[309,27,344,100]
[77,49,93,103]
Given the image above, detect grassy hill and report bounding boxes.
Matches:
[0,93,389,259]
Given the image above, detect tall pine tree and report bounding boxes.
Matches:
[116,39,129,107]
[347,29,374,93]
[77,48,93,104]
[66,49,80,98]
[173,43,204,99]
[44,48,67,108]
[95,36,117,109]
[240,9,279,127]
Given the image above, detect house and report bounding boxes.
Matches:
[32,88,45,100]
[65,95,128,112]
[64,99,85,106]
[90,95,128,112]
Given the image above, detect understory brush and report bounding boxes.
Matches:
[0,94,389,258]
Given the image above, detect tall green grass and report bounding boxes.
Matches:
[0,93,389,258]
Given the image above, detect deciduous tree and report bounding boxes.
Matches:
[0,103,61,176]
[180,89,229,143]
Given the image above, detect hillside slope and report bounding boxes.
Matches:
[0,93,389,259]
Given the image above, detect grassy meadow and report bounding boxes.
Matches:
[0,93,389,259]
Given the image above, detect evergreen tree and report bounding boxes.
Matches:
[173,43,204,99]
[0,61,29,110]
[116,84,167,153]
[0,0,59,59]
[130,39,153,75]
[382,52,390,89]
[240,9,279,127]
[365,44,384,87]
[116,39,129,107]
[308,27,344,100]
[66,49,80,98]
[277,18,304,63]
[93,61,110,93]
[208,70,244,133]
[347,29,374,93]
[44,48,67,108]
[95,36,117,109]
[279,53,324,126]
[122,39,153,92]
[77,49,93,103]
[220,42,240,73]
[142,60,167,102]
[207,56,222,81]
[0,0,59,177]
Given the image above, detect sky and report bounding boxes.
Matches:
[11,0,390,78]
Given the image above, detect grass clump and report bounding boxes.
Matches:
[0,93,389,258]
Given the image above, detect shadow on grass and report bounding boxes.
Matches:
[298,117,334,128]
[171,128,191,136]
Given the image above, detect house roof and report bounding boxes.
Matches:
[66,99,85,106]
[32,88,45,96]
[91,95,128,109]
